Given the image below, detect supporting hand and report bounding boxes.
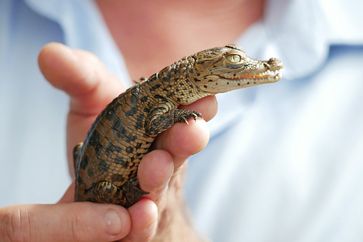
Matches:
[38,43,216,241]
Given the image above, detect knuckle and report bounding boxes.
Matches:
[85,52,101,65]
[67,205,99,242]
[76,49,101,67]
[0,207,31,242]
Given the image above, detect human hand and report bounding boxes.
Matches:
[0,196,131,241]
[38,43,216,241]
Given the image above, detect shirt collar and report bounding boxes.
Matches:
[254,0,363,80]
[25,0,363,82]
[211,0,363,136]
[320,0,363,45]
[24,0,363,137]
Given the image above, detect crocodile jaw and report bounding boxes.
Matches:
[198,59,283,94]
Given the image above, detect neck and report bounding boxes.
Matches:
[96,0,265,79]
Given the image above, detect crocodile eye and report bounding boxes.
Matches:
[226,54,242,63]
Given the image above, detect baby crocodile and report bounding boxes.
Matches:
[74,45,283,207]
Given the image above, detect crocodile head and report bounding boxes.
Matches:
[189,45,283,94]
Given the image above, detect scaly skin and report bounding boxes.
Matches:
[74,45,283,207]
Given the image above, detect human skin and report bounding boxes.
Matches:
[43,43,216,242]
[96,0,265,80]
[0,0,265,240]
[0,43,214,242]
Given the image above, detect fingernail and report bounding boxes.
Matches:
[104,209,122,235]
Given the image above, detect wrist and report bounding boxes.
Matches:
[153,200,207,242]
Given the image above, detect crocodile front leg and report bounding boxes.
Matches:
[84,177,147,208]
[145,107,201,136]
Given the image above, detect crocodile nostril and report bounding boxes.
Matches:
[268,57,282,65]
[267,58,283,70]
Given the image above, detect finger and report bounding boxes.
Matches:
[137,150,174,203]
[38,42,123,115]
[38,42,124,166]
[0,203,130,242]
[154,96,215,168]
[181,95,217,122]
[124,199,158,242]
[155,118,210,168]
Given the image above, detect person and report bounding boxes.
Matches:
[0,0,362,241]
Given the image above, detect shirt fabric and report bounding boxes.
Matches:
[1,0,363,241]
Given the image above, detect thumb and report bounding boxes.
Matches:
[0,202,130,242]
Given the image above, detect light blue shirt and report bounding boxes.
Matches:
[1,0,363,241]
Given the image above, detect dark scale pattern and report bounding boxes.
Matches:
[135,114,145,129]
[125,107,138,116]
[87,168,94,177]
[140,96,148,102]
[74,83,161,207]
[115,157,128,167]
[126,146,134,154]
[111,174,125,183]
[112,118,125,135]
[88,130,102,154]
[74,45,283,207]
[80,155,88,170]
[98,160,109,172]
[105,143,122,154]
